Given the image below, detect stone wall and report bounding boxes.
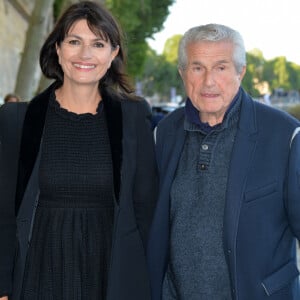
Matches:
[0,0,33,103]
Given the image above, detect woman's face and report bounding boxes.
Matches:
[56,19,119,87]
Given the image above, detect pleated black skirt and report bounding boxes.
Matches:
[20,199,114,300]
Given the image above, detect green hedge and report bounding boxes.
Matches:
[288,104,300,120]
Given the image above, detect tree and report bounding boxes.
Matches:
[288,104,300,120]
[264,57,290,92]
[53,0,82,18]
[242,49,265,97]
[273,57,290,90]
[140,38,184,100]
[106,0,175,76]
[163,34,182,64]
[287,62,300,90]
[15,0,54,101]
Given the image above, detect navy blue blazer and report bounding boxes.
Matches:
[147,88,300,300]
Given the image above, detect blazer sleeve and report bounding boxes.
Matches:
[133,100,158,248]
[0,103,27,296]
[286,128,300,240]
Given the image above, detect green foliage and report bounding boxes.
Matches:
[106,0,175,76]
[242,50,264,97]
[287,63,300,88]
[163,34,182,63]
[242,49,300,96]
[53,0,64,19]
[262,57,300,92]
[125,40,149,76]
[54,0,83,19]
[273,57,290,89]
[139,46,184,99]
[288,105,300,120]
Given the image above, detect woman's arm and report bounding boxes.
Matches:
[0,103,27,296]
[133,100,159,247]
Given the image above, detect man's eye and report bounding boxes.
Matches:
[193,67,202,72]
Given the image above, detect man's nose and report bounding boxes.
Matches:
[203,71,214,86]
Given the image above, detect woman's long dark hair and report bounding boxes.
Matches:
[40,1,134,96]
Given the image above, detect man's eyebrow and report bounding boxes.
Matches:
[190,59,231,65]
[215,59,230,64]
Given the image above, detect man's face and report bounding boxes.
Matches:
[179,40,246,126]
[7,97,18,103]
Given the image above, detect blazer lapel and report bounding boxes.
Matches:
[15,84,53,214]
[102,89,122,202]
[223,91,258,284]
[158,115,186,190]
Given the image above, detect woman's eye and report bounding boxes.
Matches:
[68,39,80,45]
[94,42,104,48]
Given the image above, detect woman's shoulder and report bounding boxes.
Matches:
[120,94,151,114]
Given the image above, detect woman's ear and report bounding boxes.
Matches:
[56,43,61,65]
[112,45,119,60]
[108,45,119,69]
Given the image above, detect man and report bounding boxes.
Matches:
[4,93,21,103]
[147,24,300,300]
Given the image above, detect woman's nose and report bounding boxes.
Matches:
[79,44,92,59]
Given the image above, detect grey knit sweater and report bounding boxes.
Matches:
[162,96,241,300]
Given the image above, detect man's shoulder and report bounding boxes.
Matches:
[253,100,300,128]
[157,106,185,131]
[240,90,300,132]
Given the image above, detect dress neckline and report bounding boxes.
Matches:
[49,90,103,121]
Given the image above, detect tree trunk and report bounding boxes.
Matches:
[15,0,54,101]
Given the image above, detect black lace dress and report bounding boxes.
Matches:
[20,94,115,300]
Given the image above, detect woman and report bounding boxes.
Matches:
[0,1,157,299]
